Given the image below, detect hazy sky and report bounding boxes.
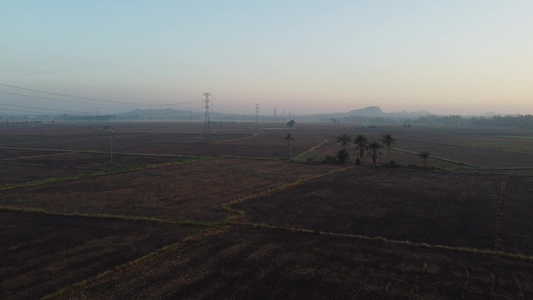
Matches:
[1,1,532,116]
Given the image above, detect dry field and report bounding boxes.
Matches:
[1,121,532,299]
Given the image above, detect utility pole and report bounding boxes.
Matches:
[255,103,260,127]
[108,128,114,165]
[274,107,277,120]
[202,92,212,133]
[110,130,113,165]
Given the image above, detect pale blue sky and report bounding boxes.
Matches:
[1,1,532,115]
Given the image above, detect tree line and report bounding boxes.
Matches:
[413,114,533,128]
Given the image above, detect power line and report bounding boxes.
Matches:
[0,83,197,107]
[0,107,52,114]
[0,90,101,106]
[0,102,90,114]
[0,83,138,105]
[211,101,241,114]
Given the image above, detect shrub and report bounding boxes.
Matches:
[336,149,350,164]
[322,155,337,164]
[383,160,399,168]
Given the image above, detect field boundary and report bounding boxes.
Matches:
[237,223,533,263]
[395,148,486,168]
[0,206,217,227]
[0,146,203,159]
[294,137,328,160]
[212,132,258,144]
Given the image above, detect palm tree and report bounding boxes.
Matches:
[419,151,430,167]
[367,141,382,165]
[353,134,368,159]
[380,133,396,154]
[285,133,295,161]
[336,133,352,151]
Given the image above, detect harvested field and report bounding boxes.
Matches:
[0,212,202,300]
[1,121,532,299]
[0,158,342,222]
[56,226,533,300]
[235,167,504,250]
[501,176,533,254]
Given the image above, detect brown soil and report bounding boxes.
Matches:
[1,121,532,299]
[235,167,503,250]
[1,158,341,222]
[0,212,200,299]
[59,226,533,300]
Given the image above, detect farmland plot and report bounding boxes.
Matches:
[0,152,193,185]
[502,176,533,254]
[394,138,533,169]
[57,226,533,300]
[0,158,342,222]
[235,167,504,250]
[0,212,201,299]
[390,126,533,170]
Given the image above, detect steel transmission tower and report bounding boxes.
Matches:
[202,92,212,133]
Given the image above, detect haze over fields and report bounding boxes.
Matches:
[1,1,533,116]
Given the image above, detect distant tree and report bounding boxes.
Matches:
[284,133,295,161]
[353,134,368,160]
[331,117,338,124]
[367,141,382,165]
[380,133,396,154]
[287,119,296,129]
[419,151,431,167]
[336,133,352,151]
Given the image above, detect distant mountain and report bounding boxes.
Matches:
[347,106,386,117]
[118,108,202,120]
[314,106,432,122]
[115,106,432,122]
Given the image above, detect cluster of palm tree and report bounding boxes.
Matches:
[335,133,352,163]
[336,133,396,165]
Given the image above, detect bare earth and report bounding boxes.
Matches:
[1,121,532,299]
